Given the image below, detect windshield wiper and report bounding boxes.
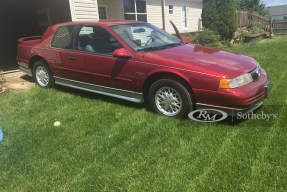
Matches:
[137,42,183,52]
[159,42,183,49]
[137,46,161,52]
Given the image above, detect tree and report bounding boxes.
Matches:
[236,0,268,15]
[201,0,237,40]
[201,0,218,32]
[216,0,237,39]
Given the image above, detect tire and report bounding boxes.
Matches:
[148,79,193,118]
[32,60,54,88]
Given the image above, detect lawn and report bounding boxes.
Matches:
[1,36,287,191]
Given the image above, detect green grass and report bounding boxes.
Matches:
[1,36,287,191]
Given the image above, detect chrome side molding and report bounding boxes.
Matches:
[54,77,144,103]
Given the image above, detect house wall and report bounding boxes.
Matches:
[147,0,202,33]
[97,0,124,20]
[271,15,287,20]
[147,1,164,29]
[69,0,99,21]
[268,5,287,20]
[68,0,202,33]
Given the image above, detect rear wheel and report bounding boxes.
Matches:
[33,60,54,88]
[148,79,193,118]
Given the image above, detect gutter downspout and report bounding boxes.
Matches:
[161,0,166,31]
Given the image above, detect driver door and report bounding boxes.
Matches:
[58,25,135,92]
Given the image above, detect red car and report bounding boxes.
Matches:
[17,21,270,118]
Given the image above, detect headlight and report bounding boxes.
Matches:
[219,73,253,89]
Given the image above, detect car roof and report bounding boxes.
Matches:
[53,20,144,28]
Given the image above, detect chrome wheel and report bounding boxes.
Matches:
[155,87,183,116]
[35,66,49,87]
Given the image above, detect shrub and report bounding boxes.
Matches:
[202,0,237,40]
[236,30,249,43]
[248,26,263,34]
[192,29,220,46]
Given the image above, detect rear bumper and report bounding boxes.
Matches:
[18,61,32,76]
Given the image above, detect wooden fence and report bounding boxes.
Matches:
[200,11,287,35]
[237,11,272,34]
[273,20,287,34]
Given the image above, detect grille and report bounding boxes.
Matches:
[250,67,261,81]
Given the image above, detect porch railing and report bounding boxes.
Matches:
[236,11,272,36]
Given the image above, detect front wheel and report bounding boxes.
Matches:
[148,79,193,118]
[33,60,54,88]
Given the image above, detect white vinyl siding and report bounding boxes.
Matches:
[189,2,202,31]
[68,0,202,33]
[146,0,163,29]
[97,0,124,20]
[147,0,202,33]
[165,0,202,33]
[69,0,99,21]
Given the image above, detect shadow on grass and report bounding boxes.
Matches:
[53,85,145,110]
[41,84,276,127]
[20,75,33,82]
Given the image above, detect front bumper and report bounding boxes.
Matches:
[196,98,265,116]
[195,76,270,116]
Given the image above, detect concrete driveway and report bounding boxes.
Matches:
[1,71,34,92]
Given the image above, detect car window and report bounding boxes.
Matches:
[130,26,152,46]
[73,25,123,55]
[111,23,183,52]
[51,25,75,49]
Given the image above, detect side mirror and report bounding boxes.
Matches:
[182,37,192,44]
[113,48,132,59]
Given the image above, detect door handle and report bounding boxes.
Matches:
[68,56,76,61]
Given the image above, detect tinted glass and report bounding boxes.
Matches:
[51,25,74,49]
[124,14,136,20]
[111,23,183,52]
[123,0,135,13]
[136,0,146,13]
[137,14,147,22]
[98,6,107,20]
[74,25,123,54]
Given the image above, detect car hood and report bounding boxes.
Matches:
[142,44,258,78]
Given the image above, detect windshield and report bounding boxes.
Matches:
[110,23,183,52]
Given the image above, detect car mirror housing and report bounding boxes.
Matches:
[113,48,132,59]
[182,37,192,44]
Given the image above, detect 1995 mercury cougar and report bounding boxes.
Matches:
[17,21,270,118]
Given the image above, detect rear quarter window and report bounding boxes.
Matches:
[51,25,75,49]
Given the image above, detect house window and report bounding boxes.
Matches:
[98,6,107,20]
[123,0,147,22]
[169,5,174,15]
[182,5,188,29]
